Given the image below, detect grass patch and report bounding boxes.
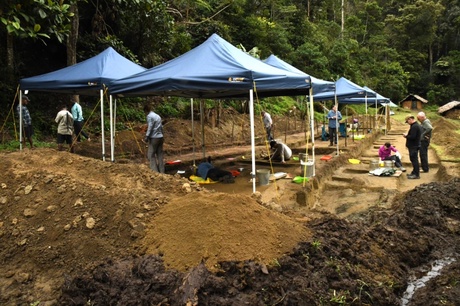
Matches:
[0,139,55,152]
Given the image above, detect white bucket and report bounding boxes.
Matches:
[299,153,307,162]
[369,160,379,171]
[384,160,394,169]
[300,159,314,177]
[256,169,270,186]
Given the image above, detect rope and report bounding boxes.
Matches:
[117,97,145,159]
[0,86,20,141]
[253,81,280,201]
[70,94,102,149]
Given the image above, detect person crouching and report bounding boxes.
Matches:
[269,140,292,163]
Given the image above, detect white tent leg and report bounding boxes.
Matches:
[365,95,368,114]
[191,98,196,166]
[114,98,117,155]
[19,91,23,151]
[100,89,105,161]
[334,92,339,156]
[200,99,205,159]
[109,95,114,162]
[249,90,256,193]
[309,89,315,176]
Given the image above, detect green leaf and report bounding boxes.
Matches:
[34,24,41,32]
[37,33,50,39]
[6,24,17,33]
[38,9,47,19]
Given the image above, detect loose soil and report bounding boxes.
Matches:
[0,113,459,305]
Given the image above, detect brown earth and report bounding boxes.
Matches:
[0,113,459,305]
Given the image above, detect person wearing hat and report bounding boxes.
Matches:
[16,95,34,148]
[403,115,423,179]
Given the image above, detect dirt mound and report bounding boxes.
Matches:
[143,192,310,271]
[57,179,460,305]
[432,117,460,159]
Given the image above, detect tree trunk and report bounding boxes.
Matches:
[67,2,79,101]
[6,33,14,83]
[429,42,433,73]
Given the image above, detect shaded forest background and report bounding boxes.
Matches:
[1,0,460,137]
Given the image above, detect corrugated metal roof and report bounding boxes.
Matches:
[398,94,428,104]
[438,101,460,114]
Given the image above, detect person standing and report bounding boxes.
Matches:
[378,142,406,172]
[16,95,34,148]
[71,99,90,142]
[143,104,165,173]
[417,112,433,173]
[327,105,342,146]
[55,105,74,152]
[403,115,422,179]
[269,140,292,163]
[261,111,273,141]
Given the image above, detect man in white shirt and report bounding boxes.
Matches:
[261,111,273,141]
[269,140,292,163]
[55,105,74,152]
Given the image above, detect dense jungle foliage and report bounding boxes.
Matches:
[1,0,460,137]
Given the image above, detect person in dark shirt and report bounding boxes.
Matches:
[16,95,34,148]
[197,156,234,183]
[403,115,423,179]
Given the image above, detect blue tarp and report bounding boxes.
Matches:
[109,34,311,98]
[263,54,335,95]
[312,77,376,101]
[20,47,146,95]
[339,86,391,105]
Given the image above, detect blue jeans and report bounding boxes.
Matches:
[408,146,420,176]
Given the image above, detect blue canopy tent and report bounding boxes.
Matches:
[312,77,376,102]
[307,77,376,154]
[109,34,311,99]
[19,47,146,160]
[110,34,312,192]
[263,54,335,177]
[339,90,390,105]
[263,55,334,95]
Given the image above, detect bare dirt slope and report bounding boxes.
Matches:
[0,115,459,305]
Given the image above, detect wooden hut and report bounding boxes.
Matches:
[438,101,460,119]
[398,94,428,110]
